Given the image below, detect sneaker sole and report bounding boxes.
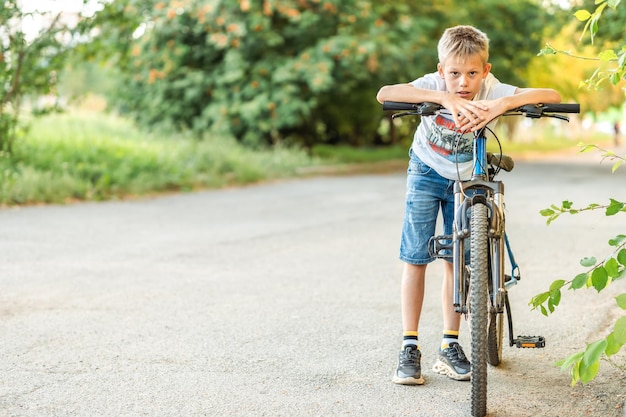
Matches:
[432,359,471,381]
[392,374,425,385]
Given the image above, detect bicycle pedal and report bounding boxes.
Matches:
[514,335,545,348]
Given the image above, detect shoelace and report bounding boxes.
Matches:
[448,344,468,363]
[400,347,419,366]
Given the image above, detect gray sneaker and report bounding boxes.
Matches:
[392,345,424,385]
[432,342,471,381]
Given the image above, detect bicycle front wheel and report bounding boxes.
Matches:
[469,202,489,417]
[487,309,503,366]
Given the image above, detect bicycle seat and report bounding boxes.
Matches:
[487,152,514,172]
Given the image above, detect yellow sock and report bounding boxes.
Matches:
[441,330,459,350]
[402,330,419,349]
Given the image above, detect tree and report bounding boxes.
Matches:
[81,0,555,148]
[530,0,626,386]
[0,0,86,152]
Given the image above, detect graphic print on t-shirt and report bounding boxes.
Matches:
[427,113,473,163]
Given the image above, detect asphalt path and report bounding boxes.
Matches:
[0,152,625,416]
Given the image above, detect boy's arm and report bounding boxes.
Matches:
[376,83,489,129]
[469,87,562,132]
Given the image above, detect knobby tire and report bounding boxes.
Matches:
[470,203,489,417]
[487,309,503,366]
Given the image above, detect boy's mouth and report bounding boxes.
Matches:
[457,91,472,98]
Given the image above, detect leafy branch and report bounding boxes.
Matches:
[539,144,626,225]
[530,139,626,385]
[538,0,626,93]
[529,239,626,385]
[539,198,626,225]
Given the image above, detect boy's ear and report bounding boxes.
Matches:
[437,62,444,78]
[483,63,492,78]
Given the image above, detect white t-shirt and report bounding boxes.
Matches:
[410,72,517,180]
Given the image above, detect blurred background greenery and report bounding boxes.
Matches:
[0,0,623,204]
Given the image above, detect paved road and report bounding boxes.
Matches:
[0,154,625,416]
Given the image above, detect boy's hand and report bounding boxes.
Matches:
[467,99,508,132]
[440,92,489,132]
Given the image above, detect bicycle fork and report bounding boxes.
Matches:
[450,179,506,315]
[429,180,546,349]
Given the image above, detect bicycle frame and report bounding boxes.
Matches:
[452,131,507,317]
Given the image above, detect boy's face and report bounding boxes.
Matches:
[437,54,491,101]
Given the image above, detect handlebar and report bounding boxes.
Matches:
[382,101,580,120]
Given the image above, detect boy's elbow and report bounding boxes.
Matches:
[549,89,562,103]
[376,87,388,104]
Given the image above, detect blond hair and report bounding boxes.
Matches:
[437,25,489,65]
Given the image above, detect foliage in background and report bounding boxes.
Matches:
[0,0,88,152]
[530,0,626,386]
[78,0,553,148]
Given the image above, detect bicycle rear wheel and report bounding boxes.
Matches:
[469,203,489,417]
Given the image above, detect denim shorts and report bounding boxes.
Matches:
[400,149,455,265]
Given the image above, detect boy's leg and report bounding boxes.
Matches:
[401,262,426,333]
[433,260,471,381]
[441,261,460,333]
[393,262,426,385]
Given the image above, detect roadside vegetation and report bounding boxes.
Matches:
[0,105,611,206]
[0,109,313,205]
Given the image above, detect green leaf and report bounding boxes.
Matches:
[571,273,589,289]
[540,208,555,217]
[604,333,622,357]
[607,0,621,9]
[605,258,620,277]
[580,256,597,267]
[549,289,561,307]
[591,266,608,292]
[540,305,548,317]
[616,268,626,281]
[606,199,624,216]
[538,45,557,56]
[557,351,583,370]
[579,359,600,384]
[598,49,618,61]
[572,361,581,386]
[583,339,607,367]
[616,293,626,310]
[530,292,550,308]
[550,279,566,291]
[608,234,626,246]
[562,200,573,209]
[618,249,626,266]
[613,316,626,344]
[579,144,597,153]
[612,160,623,172]
[574,9,592,21]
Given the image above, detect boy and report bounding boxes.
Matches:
[376,25,561,385]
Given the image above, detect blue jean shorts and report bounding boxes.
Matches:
[400,149,455,265]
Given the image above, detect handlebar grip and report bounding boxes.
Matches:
[382,101,418,111]
[541,103,580,113]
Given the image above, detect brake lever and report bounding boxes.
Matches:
[546,114,570,122]
[391,111,421,119]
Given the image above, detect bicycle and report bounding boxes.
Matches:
[382,101,580,417]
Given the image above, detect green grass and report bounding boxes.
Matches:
[311,143,409,163]
[0,111,315,205]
